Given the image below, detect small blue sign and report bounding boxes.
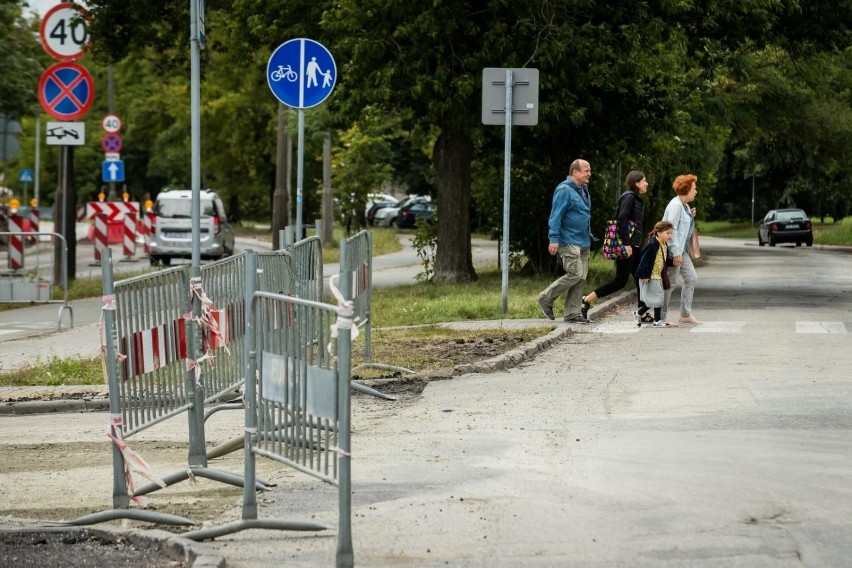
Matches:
[19,169,34,183]
[102,160,125,182]
[267,38,337,109]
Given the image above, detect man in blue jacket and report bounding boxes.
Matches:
[538,159,593,323]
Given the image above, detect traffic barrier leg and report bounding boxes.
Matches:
[122,213,137,260]
[8,215,24,270]
[93,213,109,265]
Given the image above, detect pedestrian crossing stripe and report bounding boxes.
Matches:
[588,321,847,334]
[796,321,847,333]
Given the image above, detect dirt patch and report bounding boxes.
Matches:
[353,328,552,378]
[0,529,184,568]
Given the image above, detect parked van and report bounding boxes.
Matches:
[148,189,235,265]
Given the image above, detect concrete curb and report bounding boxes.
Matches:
[366,289,637,386]
[0,397,109,416]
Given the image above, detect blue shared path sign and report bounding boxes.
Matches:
[102,160,125,182]
[266,38,336,109]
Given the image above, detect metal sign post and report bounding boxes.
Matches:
[266,38,337,240]
[481,67,539,314]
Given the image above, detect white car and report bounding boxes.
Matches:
[373,195,431,227]
[364,193,398,219]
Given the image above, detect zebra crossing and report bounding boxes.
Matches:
[588,320,849,334]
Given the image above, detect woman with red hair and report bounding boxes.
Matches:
[661,174,700,326]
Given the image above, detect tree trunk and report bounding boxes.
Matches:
[433,124,476,283]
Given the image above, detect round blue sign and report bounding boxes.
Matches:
[267,38,337,109]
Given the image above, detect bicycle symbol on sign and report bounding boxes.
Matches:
[270,65,298,82]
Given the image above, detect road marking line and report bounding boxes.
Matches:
[689,321,747,333]
[590,322,641,334]
[796,321,847,334]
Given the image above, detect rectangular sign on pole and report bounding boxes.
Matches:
[481,68,540,126]
[46,121,86,145]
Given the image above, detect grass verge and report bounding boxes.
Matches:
[0,357,103,387]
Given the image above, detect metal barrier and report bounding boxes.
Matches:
[340,230,412,382]
[0,231,74,330]
[183,252,355,568]
[288,234,324,302]
[199,252,248,401]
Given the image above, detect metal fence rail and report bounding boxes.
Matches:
[200,252,247,401]
[0,231,74,330]
[113,264,192,436]
[341,231,412,381]
[288,235,323,302]
[183,253,355,567]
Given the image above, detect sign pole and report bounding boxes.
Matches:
[34,116,40,207]
[501,70,513,314]
[296,108,305,239]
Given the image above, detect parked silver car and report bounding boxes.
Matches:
[148,189,235,265]
[372,195,431,227]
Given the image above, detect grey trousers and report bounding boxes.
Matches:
[540,245,590,318]
[661,252,697,321]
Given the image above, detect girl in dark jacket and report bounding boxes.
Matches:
[634,220,674,327]
[581,170,649,320]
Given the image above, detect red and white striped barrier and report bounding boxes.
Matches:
[7,214,24,270]
[28,207,40,243]
[123,213,137,259]
[142,212,155,255]
[93,213,109,263]
[122,319,188,377]
[85,201,139,221]
[76,205,86,222]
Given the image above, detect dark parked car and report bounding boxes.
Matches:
[758,208,813,247]
[395,201,435,228]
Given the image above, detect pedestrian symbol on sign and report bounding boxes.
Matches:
[266,38,336,109]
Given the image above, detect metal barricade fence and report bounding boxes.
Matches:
[287,234,323,302]
[199,252,248,401]
[113,264,192,435]
[0,231,74,330]
[341,230,412,381]
[183,252,354,567]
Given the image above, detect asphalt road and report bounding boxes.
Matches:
[1,237,850,567]
[209,237,852,567]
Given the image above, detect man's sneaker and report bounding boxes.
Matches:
[564,315,591,324]
[581,300,591,320]
[652,320,672,328]
[537,295,555,320]
[641,312,655,323]
[633,311,642,326]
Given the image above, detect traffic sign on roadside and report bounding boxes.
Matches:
[101,133,123,153]
[39,2,91,61]
[102,114,122,133]
[46,121,86,145]
[102,160,125,182]
[266,38,337,109]
[19,169,34,184]
[38,62,95,121]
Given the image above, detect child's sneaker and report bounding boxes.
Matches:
[652,320,672,328]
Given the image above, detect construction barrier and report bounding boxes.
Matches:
[182,253,355,568]
[0,231,74,330]
[341,230,412,380]
[93,213,109,263]
[28,208,39,243]
[6,215,24,270]
[122,213,137,260]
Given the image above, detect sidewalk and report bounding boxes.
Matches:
[3,234,600,411]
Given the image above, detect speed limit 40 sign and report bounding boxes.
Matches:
[102,114,122,134]
[39,3,91,61]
